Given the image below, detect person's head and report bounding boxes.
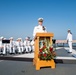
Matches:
[16,39,18,41]
[9,37,13,41]
[19,38,22,41]
[38,18,43,25]
[17,38,21,42]
[25,37,29,41]
[0,36,4,40]
[67,29,72,34]
[28,37,30,40]
[67,29,71,33]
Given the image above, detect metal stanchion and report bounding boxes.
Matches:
[52,39,56,51]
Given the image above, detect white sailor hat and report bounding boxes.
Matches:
[25,37,28,39]
[38,18,43,22]
[4,38,6,40]
[19,38,22,41]
[9,37,13,39]
[17,38,21,40]
[0,36,4,39]
[17,38,19,40]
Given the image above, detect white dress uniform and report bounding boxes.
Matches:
[32,18,47,51]
[33,25,47,38]
[9,41,16,54]
[0,37,6,55]
[0,40,3,54]
[20,41,24,53]
[30,40,34,51]
[67,32,73,52]
[32,25,47,51]
[6,37,16,54]
[2,43,6,54]
[24,38,31,53]
[16,39,24,53]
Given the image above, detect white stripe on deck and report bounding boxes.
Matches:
[56,47,64,50]
[0,60,4,62]
[55,56,76,60]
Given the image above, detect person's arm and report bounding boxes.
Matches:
[33,26,37,38]
[67,34,69,43]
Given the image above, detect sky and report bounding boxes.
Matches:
[0,0,76,40]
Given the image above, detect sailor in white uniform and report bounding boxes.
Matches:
[16,38,24,53]
[15,39,19,53]
[0,37,4,54]
[8,37,16,54]
[0,36,6,55]
[24,37,31,53]
[19,38,24,53]
[67,29,73,53]
[30,40,34,52]
[33,18,47,38]
[32,18,47,51]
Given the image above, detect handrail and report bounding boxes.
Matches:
[56,40,76,43]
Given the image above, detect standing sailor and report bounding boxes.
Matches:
[67,29,73,53]
[32,18,47,51]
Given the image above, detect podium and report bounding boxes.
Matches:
[33,33,56,70]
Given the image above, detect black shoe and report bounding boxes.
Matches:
[2,54,6,56]
[22,52,24,54]
[10,53,13,55]
[68,52,72,53]
[25,52,28,54]
[29,51,31,53]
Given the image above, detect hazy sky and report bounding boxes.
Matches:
[0,0,76,40]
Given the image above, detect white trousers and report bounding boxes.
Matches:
[31,45,34,51]
[0,47,6,54]
[9,47,15,53]
[25,46,31,52]
[2,44,6,54]
[3,47,6,54]
[17,47,24,53]
[30,40,34,51]
[68,41,72,52]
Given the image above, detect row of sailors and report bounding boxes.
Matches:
[0,37,34,55]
